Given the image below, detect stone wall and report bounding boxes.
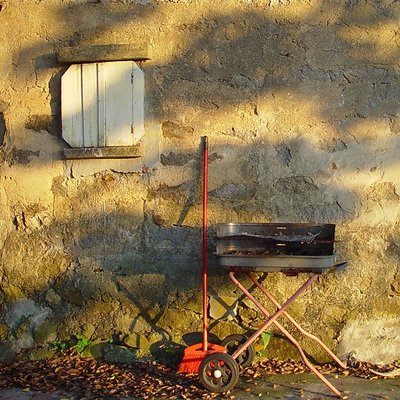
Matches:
[0,0,399,364]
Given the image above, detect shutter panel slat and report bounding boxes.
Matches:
[132,62,145,140]
[61,64,84,147]
[104,61,134,146]
[97,63,106,147]
[82,63,99,147]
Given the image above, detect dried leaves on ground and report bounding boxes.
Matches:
[0,350,396,399]
[0,350,223,400]
[243,357,400,381]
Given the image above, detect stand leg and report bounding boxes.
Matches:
[228,272,342,398]
[249,273,347,369]
[229,272,317,357]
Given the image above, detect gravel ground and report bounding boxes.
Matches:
[0,350,399,400]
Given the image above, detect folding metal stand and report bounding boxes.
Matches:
[228,268,347,398]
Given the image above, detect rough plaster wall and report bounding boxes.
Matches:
[0,0,399,363]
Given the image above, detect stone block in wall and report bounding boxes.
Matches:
[82,323,96,340]
[181,291,203,314]
[61,287,86,307]
[209,321,244,342]
[2,285,24,302]
[116,274,166,319]
[5,299,51,331]
[45,289,62,305]
[88,342,136,364]
[64,145,142,160]
[13,320,35,350]
[125,333,150,352]
[0,342,16,364]
[0,112,5,145]
[29,348,57,361]
[33,321,58,346]
[209,295,238,320]
[0,324,8,341]
[57,44,150,63]
[338,318,400,365]
[209,183,256,200]
[103,343,136,364]
[161,121,194,140]
[158,308,199,334]
[25,114,58,136]
[64,157,143,178]
[2,231,72,297]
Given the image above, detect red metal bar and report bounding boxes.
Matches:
[229,272,317,357]
[248,273,347,369]
[228,271,342,398]
[202,136,208,352]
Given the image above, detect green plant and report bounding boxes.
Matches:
[52,340,69,352]
[74,334,92,355]
[261,331,272,348]
[256,332,273,357]
[106,332,121,345]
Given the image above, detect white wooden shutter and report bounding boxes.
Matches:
[61,61,144,148]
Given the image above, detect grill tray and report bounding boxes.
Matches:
[216,223,341,273]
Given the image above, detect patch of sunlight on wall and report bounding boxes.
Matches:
[258,91,338,143]
[260,0,325,21]
[194,89,337,146]
[382,163,400,192]
[357,200,400,226]
[346,118,393,140]
[337,23,400,63]
[332,161,400,190]
[1,121,64,210]
[137,1,329,65]
[2,163,60,210]
[329,158,400,226]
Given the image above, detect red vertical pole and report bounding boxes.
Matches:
[202,136,208,352]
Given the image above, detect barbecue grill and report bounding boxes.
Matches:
[198,222,348,397]
[216,222,344,273]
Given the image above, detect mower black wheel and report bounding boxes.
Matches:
[221,334,255,368]
[199,352,239,393]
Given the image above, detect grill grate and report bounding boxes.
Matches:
[233,231,322,244]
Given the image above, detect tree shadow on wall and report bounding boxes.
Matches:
[12,2,400,149]
[45,0,400,250]
[3,1,400,357]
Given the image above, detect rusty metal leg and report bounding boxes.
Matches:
[248,273,347,370]
[229,272,317,357]
[228,271,342,398]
